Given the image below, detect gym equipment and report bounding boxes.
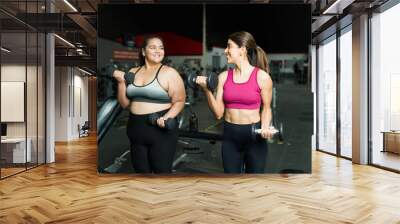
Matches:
[177,101,196,130]
[78,121,90,138]
[172,153,188,169]
[251,124,279,141]
[148,113,178,130]
[271,87,285,143]
[277,122,284,144]
[97,97,123,143]
[189,113,198,132]
[124,72,135,84]
[103,150,130,173]
[187,72,218,92]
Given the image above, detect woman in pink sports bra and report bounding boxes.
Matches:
[196,31,273,173]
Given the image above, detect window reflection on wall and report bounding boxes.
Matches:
[318,36,337,154]
[340,28,352,158]
[371,3,400,171]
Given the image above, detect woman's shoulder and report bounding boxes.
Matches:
[159,65,179,76]
[256,68,270,79]
[256,68,272,87]
[160,65,177,72]
[219,70,228,77]
[157,65,181,82]
[128,66,142,73]
[217,70,229,83]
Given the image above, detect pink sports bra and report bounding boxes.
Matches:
[223,67,261,110]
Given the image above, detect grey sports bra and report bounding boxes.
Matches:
[126,64,171,104]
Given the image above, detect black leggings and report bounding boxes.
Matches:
[126,109,178,174]
[222,121,268,173]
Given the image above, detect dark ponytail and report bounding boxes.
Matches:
[255,46,269,73]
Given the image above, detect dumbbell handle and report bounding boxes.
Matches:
[255,127,279,134]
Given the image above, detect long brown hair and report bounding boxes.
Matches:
[228,31,270,73]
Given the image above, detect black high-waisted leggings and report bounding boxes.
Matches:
[126,109,178,174]
[222,121,268,173]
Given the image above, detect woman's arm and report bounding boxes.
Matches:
[258,70,273,139]
[161,68,186,120]
[113,70,130,109]
[196,71,227,120]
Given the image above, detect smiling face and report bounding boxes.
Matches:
[224,39,245,64]
[142,37,165,64]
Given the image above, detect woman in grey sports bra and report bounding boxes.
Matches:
[112,35,186,173]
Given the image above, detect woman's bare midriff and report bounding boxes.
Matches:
[130,101,172,115]
[224,108,261,124]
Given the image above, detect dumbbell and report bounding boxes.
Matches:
[148,113,177,130]
[251,124,279,141]
[277,122,284,143]
[187,72,218,92]
[100,63,134,84]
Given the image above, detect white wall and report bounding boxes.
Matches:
[55,67,89,141]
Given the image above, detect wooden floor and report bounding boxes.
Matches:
[1,167,26,178]
[1,135,400,223]
[373,151,400,171]
[1,164,44,178]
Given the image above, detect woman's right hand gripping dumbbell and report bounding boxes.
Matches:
[113,70,126,83]
[195,75,208,91]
